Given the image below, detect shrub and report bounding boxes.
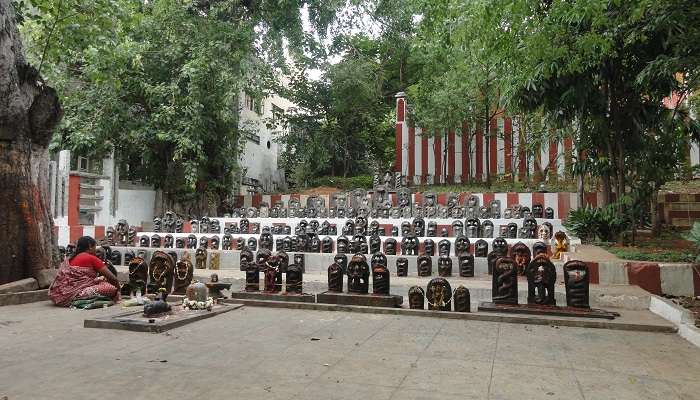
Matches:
[685,221,700,262]
[564,203,632,243]
[309,175,373,190]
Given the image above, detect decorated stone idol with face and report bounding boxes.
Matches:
[347,254,370,294]
[401,233,419,256]
[532,204,544,219]
[474,239,488,257]
[417,255,432,277]
[423,238,435,256]
[482,220,494,238]
[465,218,480,238]
[544,207,554,219]
[438,255,452,277]
[455,235,470,257]
[438,239,451,257]
[396,257,409,277]
[337,236,350,254]
[510,242,532,275]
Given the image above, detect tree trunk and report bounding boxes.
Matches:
[0,0,63,284]
[600,173,612,207]
[651,187,661,235]
[616,140,625,211]
[484,105,491,187]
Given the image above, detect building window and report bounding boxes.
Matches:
[245,92,263,115]
[245,131,261,144]
[245,92,256,112]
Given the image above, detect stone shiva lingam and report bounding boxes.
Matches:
[183,281,214,311]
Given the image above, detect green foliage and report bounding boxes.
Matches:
[20,0,342,210]
[309,175,374,190]
[564,204,632,243]
[685,221,700,262]
[279,28,408,186]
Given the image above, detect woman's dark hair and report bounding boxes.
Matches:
[71,236,97,261]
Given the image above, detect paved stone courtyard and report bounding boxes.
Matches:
[1,302,699,400]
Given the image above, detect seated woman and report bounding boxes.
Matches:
[49,236,121,307]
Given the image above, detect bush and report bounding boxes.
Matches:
[564,204,632,243]
[685,221,700,262]
[309,175,374,190]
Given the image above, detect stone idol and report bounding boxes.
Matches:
[492,257,518,305]
[526,255,557,306]
[563,260,590,308]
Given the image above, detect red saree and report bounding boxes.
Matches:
[48,261,120,307]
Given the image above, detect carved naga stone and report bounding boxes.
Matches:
[327,263,344,292]
[417,255,432,277]
[526,255,557,306]
[453,285,471,312]
[372,263,390,295]
[426,277,452,311]
[286,264,303,294]
[245,262,259,291]
[458,254,474,277]
[510,242,532,275]
[195,247,207,269]
[487,237,508,275]
[347,254,370,294]
[492,257,518,305]
[408,286,425,309]
[396,257,409,277]
[564,260,590,308]
[173,252,194,295]
[474,239,488,257]
[437,255,452,277]
[148,251,175,293]
[128,254,148,295]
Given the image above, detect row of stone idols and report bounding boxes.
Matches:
[148,195,556,228]
[129,227,567,261]
[242,249,305,293]
[490,257,589,308]
[159,215,556,239]
[407,279,472,312]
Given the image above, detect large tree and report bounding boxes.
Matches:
[0,0,62,284]
[23,0,342,215]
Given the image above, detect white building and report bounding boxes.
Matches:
[238,91,294,194]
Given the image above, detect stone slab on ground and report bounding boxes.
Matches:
[316,291,403,308]
[0,278,38,294]
[84,303,242,333]
[229,291,315,303]
[1,302,698,400]
[0,289,48,306]
[220,298,675,333]
[477,301,619,319]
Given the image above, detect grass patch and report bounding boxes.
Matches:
[601,246,695,263]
